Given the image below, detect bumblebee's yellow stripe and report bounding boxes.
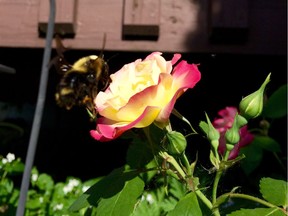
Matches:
[71,55,98,73]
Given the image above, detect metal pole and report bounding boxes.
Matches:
[16,0,55,215]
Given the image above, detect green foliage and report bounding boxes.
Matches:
[262,84,287,119]
[167,192,202,216]
[0,155,98,215]
[0,74,287,216]
[69,166,142,212]
[126,131,155,169]
[228,207,286,216]
[219,177,288,216]
[240,135,281,175]
[132,176,187,216]
[96,176,144,216]
[259,177,287,207]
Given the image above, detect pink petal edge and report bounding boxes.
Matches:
[90,106,161,142]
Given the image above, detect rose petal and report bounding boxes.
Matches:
[171,53,182,65]
[172,61,201,90]
[90,106,161,141]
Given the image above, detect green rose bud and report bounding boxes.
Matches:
[236,114,248,128]
[225,114,240,145]
[166,131,187,155]
[239,73,271,119]
[226,144,234,152]
[205,112,220,143]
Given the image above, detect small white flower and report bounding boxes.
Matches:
[146,194,154,204]
[140,194,154,204]
[53,203,63,211]
[39,197,44,203]
[6,153,15,162]
[82,185,90,192]
[63,185,73,194]
[2,158,8,164]
[31,174,38,182]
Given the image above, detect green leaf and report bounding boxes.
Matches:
[139,159,158,184]
[169,176,187,200]
[5,160,24,174]
[133,187,169,216]
[9,188,19,205]
[167,192,202,216]
[253,135,281,152]
[259,177,288,207]
[0,178,14,194]
[132,197,161,216]
[228,207,286,216]
[69,166,140,212]
[240,143,263,175]
[262,84,287,119]
[25,198,43,210]
[96,176,144,216]
[133,176,187,216]
[240,135,282,175]
[126,134,154,169]
[36,173,54,191]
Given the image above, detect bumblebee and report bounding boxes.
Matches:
[53,36,110,119]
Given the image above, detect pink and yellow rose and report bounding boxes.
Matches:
[90,52,201,141]
[213,106,254,159]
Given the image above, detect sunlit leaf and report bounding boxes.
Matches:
[96,176,144,216]
[132,198,161,216]
[228,207,286,216]
[259,177,288,207]
[167,192,202,216]
[69,166,139,212]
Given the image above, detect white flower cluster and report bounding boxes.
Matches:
[63,179,80,194]
[2,153,15,164]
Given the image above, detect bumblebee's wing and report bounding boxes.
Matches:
[49,35,72,74]
[55,34,67,57]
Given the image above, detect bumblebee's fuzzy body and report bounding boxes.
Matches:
[53,37,110,119]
